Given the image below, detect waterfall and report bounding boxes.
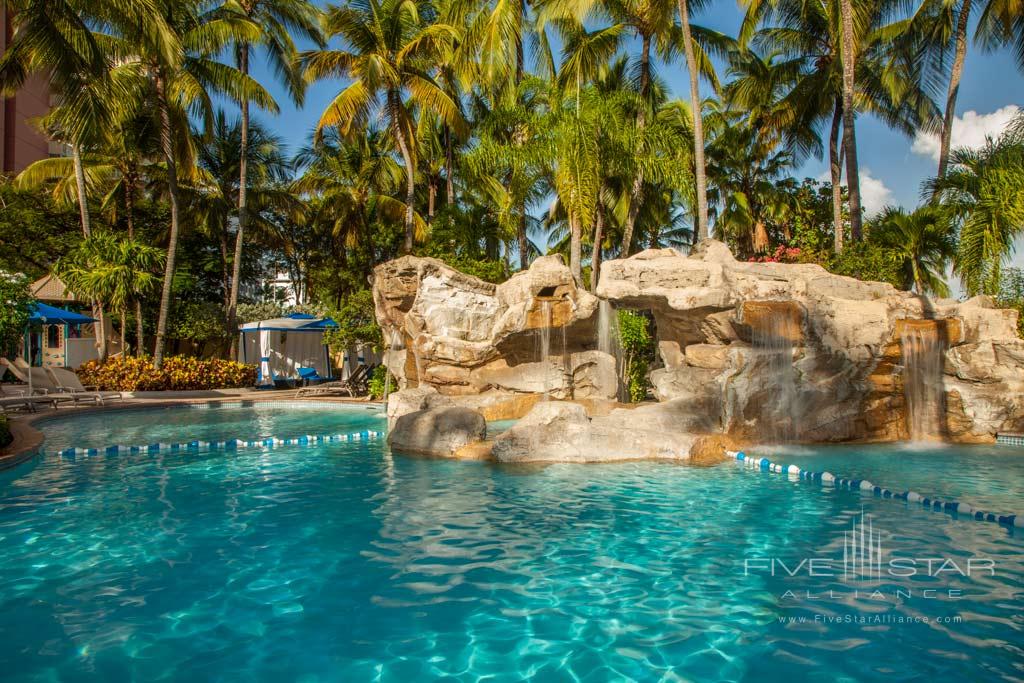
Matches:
[900,324,946,441]
[751,313,801,443]
[537,301,552,400]
[597,300,623,401]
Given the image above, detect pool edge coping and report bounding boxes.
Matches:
[0,396,385,471]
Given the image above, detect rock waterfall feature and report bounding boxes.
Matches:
[374,241,1024,461]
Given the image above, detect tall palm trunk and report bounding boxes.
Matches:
[518,212,529,270]
[153,69,182,368]
[937,0,971,181]
[839,0,863,241]
[590,202,604,293]
[72,143,107,360]
[228,43,250,360]
[72,145,92,237]
[569,215,582,284]
[135,299,144,357]
[677,0,708,240]
[389,91,416,253]
[427,178,436,223]
[829,100,844,252]
[444,124,455,204]
[621,32,652,256]
[120,311,128,355]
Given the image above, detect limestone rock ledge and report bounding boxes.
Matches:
[375,241,1024,444]
[491,401,707,463]
[387,406,486,457]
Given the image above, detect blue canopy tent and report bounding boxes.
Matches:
[237,313,339,387]
[23,302,97,369]
[28,302,96,325]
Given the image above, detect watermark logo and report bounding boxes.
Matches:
[842,509,883,581]
[743,510,995,602]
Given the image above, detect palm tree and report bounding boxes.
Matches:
[56,233,164,357]
[927,129,1024,296]
[292,127,415,257]
[222,0,322,358]
[870,205,956,296]
[118,0,276,366]
[913,0,1024,182]
[465,77,552,269]
[189,110,293,309]
[705,108,796,256]
[301,0,467,253]
[677,0,711,240]
[739,0,940,251]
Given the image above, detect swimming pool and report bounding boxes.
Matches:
[1,405,1022,681]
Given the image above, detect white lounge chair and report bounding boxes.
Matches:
[0,384,61,411]
[0,358,28,383]
[45,368,123,404]
[21,368,100,405]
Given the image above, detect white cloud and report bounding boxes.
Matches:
[817,167,894,217]
[911,105,1021,161]
[858,169,894,216]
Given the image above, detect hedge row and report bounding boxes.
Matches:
[77,356,257,392]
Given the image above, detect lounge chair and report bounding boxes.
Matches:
[295,364,374,397]
[0,384,62,411]
[23,368,101,405]
[45,367,123,404]
[0,358,28,383]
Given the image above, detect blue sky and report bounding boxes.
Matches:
[240,1,1023,255]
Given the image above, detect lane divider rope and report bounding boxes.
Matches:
[50,430,385,458]
[727,450,1024,529]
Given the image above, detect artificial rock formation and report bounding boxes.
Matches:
[375,241,1024,453]
[387,406,487,457]
[596,244,1023,443]
[373,254,615,401]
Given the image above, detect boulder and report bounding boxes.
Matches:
[387,407,487,457]
[490,401,700,463]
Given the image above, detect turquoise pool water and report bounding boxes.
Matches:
[0,407,1022,681]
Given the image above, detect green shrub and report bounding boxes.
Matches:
[618,310,654,403]
[367,365,396,399]
[0,415,11,449]
[77,356,256,391]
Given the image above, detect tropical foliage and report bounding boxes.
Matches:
[77,355,256,391]
[0,0,1022,368]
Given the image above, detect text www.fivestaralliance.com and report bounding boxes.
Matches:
[779,614,964,625]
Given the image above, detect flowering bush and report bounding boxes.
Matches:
[748,245,803,263]
[77,356,256,391]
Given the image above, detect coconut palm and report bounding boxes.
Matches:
[188,110,294,307]
[292,127,417,258]
[927,129,1024,296]
[465,77,552,269]
[870,205,956,296]
[739,0,940,251]
[912,0,1024,182]
[221,0,322,357]
[301,0,468,254]
[115,0,277,366]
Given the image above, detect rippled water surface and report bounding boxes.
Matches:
[1,407,1022,682]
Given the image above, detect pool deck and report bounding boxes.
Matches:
[0,390,383,471]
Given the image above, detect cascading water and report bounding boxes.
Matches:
[596,300,624,401]
[900,324,946,441]
[750,313,801,443]
[382,329,404,402]
[537,301,552,400]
